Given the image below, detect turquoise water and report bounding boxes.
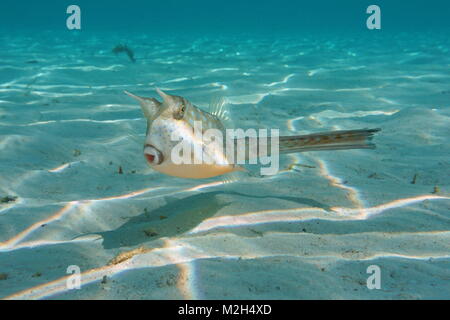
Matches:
[0,1,449,299]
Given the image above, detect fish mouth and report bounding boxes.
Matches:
[144,144,164,165]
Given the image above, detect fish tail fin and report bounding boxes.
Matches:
[279,128,381,154]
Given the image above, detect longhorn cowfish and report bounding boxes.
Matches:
[125,89,380,179]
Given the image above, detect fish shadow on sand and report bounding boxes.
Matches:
[97,191,229,249]
[95,190,330,250]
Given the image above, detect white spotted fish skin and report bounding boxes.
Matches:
[125,88,242,179]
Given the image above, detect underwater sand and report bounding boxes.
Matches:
[0,31,449,299]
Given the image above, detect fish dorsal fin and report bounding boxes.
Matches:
[209,95,231,127]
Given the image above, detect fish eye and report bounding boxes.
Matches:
[173,103,186,120]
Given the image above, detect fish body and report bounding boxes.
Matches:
[112,44,136,63]
[125,89,380,179]
[126,89,241,178]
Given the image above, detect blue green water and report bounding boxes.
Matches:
[0,1,449,299]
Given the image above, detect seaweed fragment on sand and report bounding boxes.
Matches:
[107,246,149,266]
[112,44,136,63]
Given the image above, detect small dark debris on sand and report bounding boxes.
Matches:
[1,195,17,203]
[144,229,159,237]
[112,44,136,63]
[156,273,178,288]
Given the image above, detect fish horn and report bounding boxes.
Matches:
[124,90,145,103]
[156,88,174,104]
[124,90,161,119]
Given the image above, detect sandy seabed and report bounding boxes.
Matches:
[0,31,449,299]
